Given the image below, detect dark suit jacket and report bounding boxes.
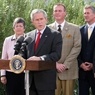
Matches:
[78,25,95,79]
[27,26,62,90]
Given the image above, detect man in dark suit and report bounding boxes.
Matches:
[27,9,62,95]
[78,5,95,95]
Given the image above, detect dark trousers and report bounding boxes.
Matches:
[29,76,55,95]
[78,71,95,95]
[29,89,55,95]
[6,71,25,95]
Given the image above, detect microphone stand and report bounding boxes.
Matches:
[25,70,29,95]
[20,45,29,95]
[14,36,32,95]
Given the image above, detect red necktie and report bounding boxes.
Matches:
[34,31,41,51]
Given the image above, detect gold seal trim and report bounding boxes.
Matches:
[9,55,26,74]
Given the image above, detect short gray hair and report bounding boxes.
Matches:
[84,5,95,14]
[53,3,66,12]
[30,9,47,21]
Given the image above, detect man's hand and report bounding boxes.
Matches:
[56,62,67,73]
[80,62,93,71]
[27,56,41,61]
[1,76,7,84]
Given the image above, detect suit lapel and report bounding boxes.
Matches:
[83,25,88,42]
[35,27,49,54]
[89,26,95,41]
[50,22,57,30]
[50,22,69,38]
[62,22,69,38]
[28,30,36,56]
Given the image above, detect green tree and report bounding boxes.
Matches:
[0,0,94,95]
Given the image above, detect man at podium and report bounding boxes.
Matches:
[27,9,62,95]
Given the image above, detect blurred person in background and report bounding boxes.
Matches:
[78,5,95,95]
[0,17,25,95]
[49,3,81,95]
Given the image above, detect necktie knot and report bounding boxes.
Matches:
[58,24,61,27]
[58,25,62,32]
[38,31,41,35]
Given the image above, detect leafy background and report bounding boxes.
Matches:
[0,0,94,95]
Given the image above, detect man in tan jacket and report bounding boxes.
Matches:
[49,3,81,95]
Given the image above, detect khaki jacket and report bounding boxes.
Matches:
[48,21,81,80]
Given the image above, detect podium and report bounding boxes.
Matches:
[0,59,55,70]
[0,59,56,95]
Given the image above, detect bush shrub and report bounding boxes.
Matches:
[0,0,94,95]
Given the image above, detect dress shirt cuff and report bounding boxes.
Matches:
[40,57,45,61]
[0,70,6,76]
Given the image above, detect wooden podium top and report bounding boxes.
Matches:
[26,60,55,70]
[0,59,56,71]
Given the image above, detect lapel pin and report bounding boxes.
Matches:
[65,28,68,31]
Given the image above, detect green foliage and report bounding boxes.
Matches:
[0,0,95,95]
[0,82,6,95]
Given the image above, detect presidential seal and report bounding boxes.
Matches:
[9,55,26,74]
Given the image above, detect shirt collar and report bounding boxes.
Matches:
[55,20,65,30]
[11,34,26,41]
[11,34,17,41]
[87,23,95,29]
[36,26,46,34]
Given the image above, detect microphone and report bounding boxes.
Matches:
[14,36,24,55]
[20,36,32,52]
[19,36,32,59]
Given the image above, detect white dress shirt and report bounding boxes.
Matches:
[55,20,65,31]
